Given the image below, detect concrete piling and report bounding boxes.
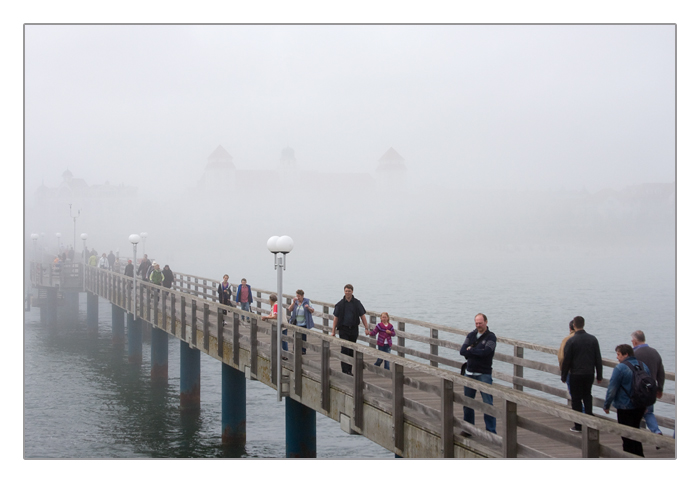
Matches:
[222,363,246,446]
[285,397,316,458]
[180,341,200,410]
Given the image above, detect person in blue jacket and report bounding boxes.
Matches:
[286,289,315,355]
[459,313,497,435]
[603,344,651,457]
[236,278,253,320]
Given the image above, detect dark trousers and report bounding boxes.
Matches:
[339,324,359,374]
[617,406,646,457]
[569,373,594,430]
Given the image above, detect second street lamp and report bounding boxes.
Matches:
[267,235,294,402]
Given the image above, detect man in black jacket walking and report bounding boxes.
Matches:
[561,316,603,432]
[331,284,370,375]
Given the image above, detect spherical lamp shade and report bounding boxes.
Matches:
[31,233,39,240]
[276,235,294,254]
[56,233,61,238]
[140,232,148,238]
[267,236,280,253]
[129,234,141,245]
[80,233,88,240]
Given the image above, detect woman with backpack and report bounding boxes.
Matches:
[603,344,652,457]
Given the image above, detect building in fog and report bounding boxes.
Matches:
[196,145,411,196]
[375,147,407,191]
[197,144,237,193]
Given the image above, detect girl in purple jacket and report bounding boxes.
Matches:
[370,312,396,370]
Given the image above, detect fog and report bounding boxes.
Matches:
[24,24,675,265]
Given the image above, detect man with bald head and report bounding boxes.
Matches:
[460,313,497,435]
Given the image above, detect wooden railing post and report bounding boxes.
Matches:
[321,339,330,413]
[217,307,224,358]
[369,315,377,349]
[430,328,439,367]
[392,362,404,455]
[503,400,518,458]
[203,303,210,351]
[180,296,187,339]
[397,321,405,358]
[513,345,524,391]
[441,378,454,457]
[191,299,197,346]
[256,291,262,312]
[170,293,176,335]
[582,424,600,458]
[249,317,258,378]
[233,312,240,367]
[323,306,329,331]
[353,351,364,432]
[294,330,303,397]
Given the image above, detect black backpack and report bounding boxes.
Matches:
[622,360,657,408]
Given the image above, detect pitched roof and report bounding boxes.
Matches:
[378,147,405,162]
[208,145,234,161]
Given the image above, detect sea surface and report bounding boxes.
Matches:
[23,247,676,458]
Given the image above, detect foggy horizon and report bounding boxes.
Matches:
[24,24,675,266]
[24,25,674,197]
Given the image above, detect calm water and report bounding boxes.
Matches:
[24,247,676,458]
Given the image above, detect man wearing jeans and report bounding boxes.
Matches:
[560,316,603,432]
[631,330,665,437]
[236,278,253,318]
[460,313,497,435]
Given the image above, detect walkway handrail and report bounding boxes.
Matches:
[77,264,674,458]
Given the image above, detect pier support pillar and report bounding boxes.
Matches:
[111,304,125,346]
[180,341,201,410]
[222,363,246,446]
[87,292,99,334]
[151,327,169,382]
[285,397,316,458]
[45,286,58,328]
[62,291,79,320]
[127,313,142,363]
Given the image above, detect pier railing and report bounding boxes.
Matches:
[68,264,675,458]
[166,269,675,430]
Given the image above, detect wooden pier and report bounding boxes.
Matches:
[29,261,676,458]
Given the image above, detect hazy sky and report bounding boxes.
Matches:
[24,23,675,195]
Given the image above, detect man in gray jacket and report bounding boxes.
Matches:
[631,330,665,436]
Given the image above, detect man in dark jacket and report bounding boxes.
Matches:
[631,330,665,436]
[460,313,497,434]
[136,255,151,281]
[561,316,603,432]
[331,284,370,375]
[124,260,134,277]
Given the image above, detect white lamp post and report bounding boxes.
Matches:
[69,204,80,256]
[80,233,88,290]
[140,232,148,259]
[129,234,141,315]
[267,235,294,402]
[56,232,62,253]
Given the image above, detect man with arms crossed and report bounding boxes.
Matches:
[560,315,603,432]
[460,313,497,435]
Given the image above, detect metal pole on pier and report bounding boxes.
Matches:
[267,235,294,402]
